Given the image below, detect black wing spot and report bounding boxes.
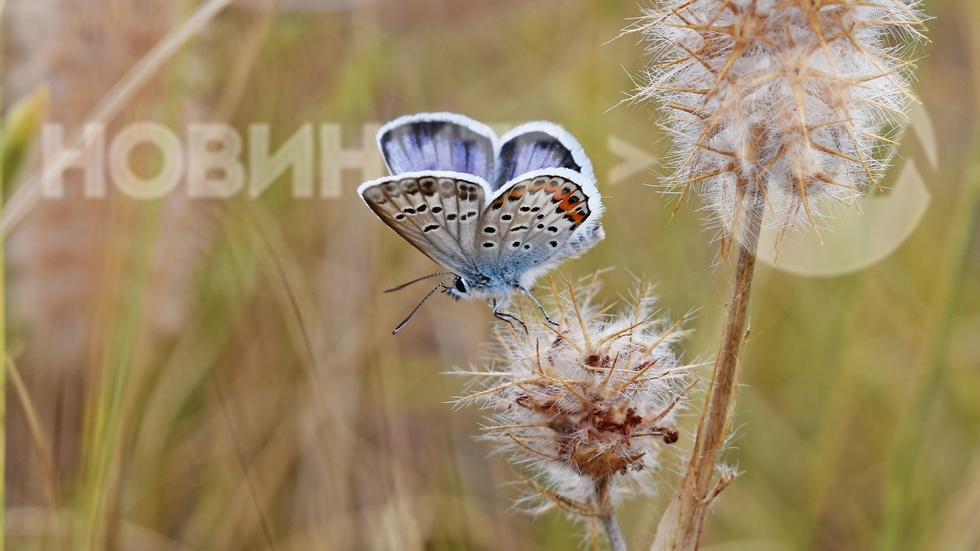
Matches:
[511,225,528,232]
[459,213,467,221]
[523,244,531,250]
[416,204,427,212]
[549,240,559,247]
[403,207,416,214]
[483,226,496,234]
[537,224,545,229]
[419,178,437,196]
[536,214,545,220]
[446,213,457,221]
[395,214,406,220]
[548,226,559,233]
[519,206,531,212]
[531,207,541,212]
[501,214,513,221]
[431,206,443,213]
[423,224,440,232]
[483,242,495,248]
[511,241,521,248]
[466,211,477,218]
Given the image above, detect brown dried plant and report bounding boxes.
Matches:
[624,1,927,549]
[457,275,698,551]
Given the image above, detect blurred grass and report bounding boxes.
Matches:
[1,52,6,551]
[875,6,980,549]
[0,0,978,550]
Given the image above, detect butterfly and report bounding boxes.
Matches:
[358,112,605,333]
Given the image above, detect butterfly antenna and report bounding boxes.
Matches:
[392,277,453,334]
[384,271,455,293]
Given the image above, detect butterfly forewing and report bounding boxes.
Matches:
[494,122,594,191]
[378,113,497,182]
[474,171,601,283]
[359,173,489,275]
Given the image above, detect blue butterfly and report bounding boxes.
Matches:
[358,112,605,333]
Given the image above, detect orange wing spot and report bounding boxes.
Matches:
[509,184,527,201]
[553,187,574,204]
[564,209,588,226]
[558,194,584,212]
[490,196,506,210]
[529,178,548,192]
[543,178,562,193]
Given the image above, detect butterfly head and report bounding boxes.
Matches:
[444,275,473,300]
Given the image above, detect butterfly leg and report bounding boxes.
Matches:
[491,298,528,334]
[519,286,559,327]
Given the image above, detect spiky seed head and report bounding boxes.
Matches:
[457,277,693,518]
[632,0,927,250]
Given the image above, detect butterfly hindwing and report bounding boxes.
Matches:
[378,113,498,182]
[358,171,489,276]
[474,168,604,285]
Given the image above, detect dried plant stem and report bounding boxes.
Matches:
[592,479,629,551]
[651,191,765,551]
[601,512,628,551]
[876,9,980,546]
[5,358,58,509]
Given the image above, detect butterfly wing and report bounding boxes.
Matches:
[377,113,498,182]
[358,171,489,276]
[494,121,596,191]
[473,168,604,288]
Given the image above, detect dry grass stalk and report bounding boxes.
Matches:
[651,198,761,551]
[625,0,926,548]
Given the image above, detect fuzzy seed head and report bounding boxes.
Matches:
[632,0,927,248]
[457,278,693,517]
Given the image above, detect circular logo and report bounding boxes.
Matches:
[757,104,938,277]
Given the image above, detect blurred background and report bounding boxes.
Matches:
[0,0,977,549]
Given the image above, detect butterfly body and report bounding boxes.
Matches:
[358,113,604,330]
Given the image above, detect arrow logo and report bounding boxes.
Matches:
[607,135,658,185]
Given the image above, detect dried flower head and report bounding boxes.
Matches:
[631,0,927,250]
[456,277,694,523]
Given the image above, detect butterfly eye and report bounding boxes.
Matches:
[454,277,469,294]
